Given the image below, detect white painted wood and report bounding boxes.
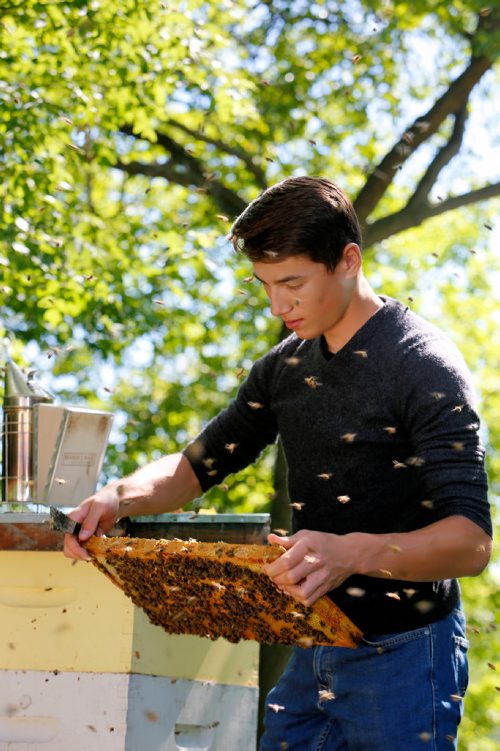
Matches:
[0,671,258,751]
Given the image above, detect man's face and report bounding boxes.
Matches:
[252,250,358,340]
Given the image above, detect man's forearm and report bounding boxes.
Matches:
[115,452,202,518]
[354,515,492,582]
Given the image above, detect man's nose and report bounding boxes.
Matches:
[268,288,292,317]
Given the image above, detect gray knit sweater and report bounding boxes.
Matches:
[183,297,490,634]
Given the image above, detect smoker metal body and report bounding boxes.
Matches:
[2,359,113,507]
[1,361,53,504]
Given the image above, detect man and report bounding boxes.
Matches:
[65,177,492,750]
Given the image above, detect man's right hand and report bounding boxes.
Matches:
[63,482,121,561]
[62,453,202,561]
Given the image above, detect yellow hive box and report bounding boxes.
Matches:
[0,551,258,687]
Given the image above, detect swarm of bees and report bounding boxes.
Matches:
[84,536,362,648]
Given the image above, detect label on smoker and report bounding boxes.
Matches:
[62,452,97,467]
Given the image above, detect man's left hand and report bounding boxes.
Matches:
[264,529,357,606]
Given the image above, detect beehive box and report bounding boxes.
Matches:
[0,513,266,751]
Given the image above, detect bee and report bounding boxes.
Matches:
[451,405,464,413]
[304,375,321,388]
[388,544,402,553]
[235,289,247,296]
[216,214,229,221]
[386,592,400,600]
[421,499,434,509]
[285,356,300,366]
[353,350,368,358]
[418,732,431,742]
[384,426,397,434]
[487,662,496,671]
[403,588,417,597]
[431,391,445,400]
[224,443,238,453]
[55,477,67,485]
[291,611,305,619]
[243,276,254,283]
[318,689,336,701]
[449,694,462,703]
[346,587,365,597]
[235,367,245,378]
[247,401,264,409]
[268,703,285,713]
[202,457,216,468]
[317,472,332,480]
[407,456,425,467]
[304,554,318,565]
[290,501,305,511]
[407,296,414,302]
[352,54,362,64]
[452,442,465,451]
[144,710,159,723]
[379,569,393,577]
[392,460,407,470]
[297,636,314,648]
[337,495,351,504]
[273,528,288,536]
[341,433,356,443]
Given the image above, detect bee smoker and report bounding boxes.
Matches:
[1,359,53,503]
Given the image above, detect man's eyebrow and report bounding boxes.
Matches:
[253,273,305,284]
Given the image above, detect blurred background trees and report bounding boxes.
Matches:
[1,1,498,745]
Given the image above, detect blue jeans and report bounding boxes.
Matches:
[259,609,468,751]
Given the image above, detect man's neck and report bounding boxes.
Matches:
[324,278,383,354]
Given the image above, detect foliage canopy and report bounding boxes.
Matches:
[1,2,498,744]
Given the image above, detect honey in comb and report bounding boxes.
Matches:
[84,536,363,647]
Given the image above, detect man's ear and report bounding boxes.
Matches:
[341,243,362,277]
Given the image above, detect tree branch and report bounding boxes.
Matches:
[407,104,468,209]
[353,54,493,223]
[165,118,268,189]
[114,152,246,218]
[363,181,500,248]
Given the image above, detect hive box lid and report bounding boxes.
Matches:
[34,404,113,506]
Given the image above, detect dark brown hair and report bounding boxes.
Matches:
[230,176,362,271]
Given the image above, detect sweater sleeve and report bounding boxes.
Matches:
[182,350,280,492]
[398,334,491,536]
